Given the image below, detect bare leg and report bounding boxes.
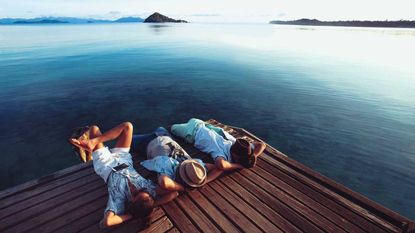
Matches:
[113,122,133,148]
[71,122,133,152]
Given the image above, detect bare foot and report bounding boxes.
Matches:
[69,138,98,152]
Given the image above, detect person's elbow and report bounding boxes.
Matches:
[158,177,168,189]
[103,217,113,227]
[215,158,228,170]
[158,175,173,190]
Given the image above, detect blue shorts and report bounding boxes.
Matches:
[131,127,170,156]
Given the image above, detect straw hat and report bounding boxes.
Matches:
[178,159,207,187]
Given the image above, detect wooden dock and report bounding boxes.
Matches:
[0,119,413,233]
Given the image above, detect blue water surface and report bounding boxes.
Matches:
[0,23,414,219]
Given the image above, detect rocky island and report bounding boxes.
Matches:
[270,18,415,28]
[144,12,188,23]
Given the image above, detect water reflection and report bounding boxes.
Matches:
[146,23,171,35]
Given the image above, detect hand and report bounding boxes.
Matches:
[69,138,99,152]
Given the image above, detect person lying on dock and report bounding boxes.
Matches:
[69,122,178,228]
[130,127,223,192]
[171,118,266,171]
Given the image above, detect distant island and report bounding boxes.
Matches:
[13,19,68,24]
[144,12,188,23]
[0,13,188,25]
[270,18,415,28]
[0,16,144,25]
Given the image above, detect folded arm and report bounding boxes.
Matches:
[205,163,224,183]
[215,157,244,171]
[158,174,185,192]
[253,141,266,157]
[154,188,179,206]
[102,211,133,227]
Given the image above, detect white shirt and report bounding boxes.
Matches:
[194,124,236,162]
[146,136,190,160]
[92,147,136,182]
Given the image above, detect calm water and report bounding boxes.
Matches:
[0,23,414,219]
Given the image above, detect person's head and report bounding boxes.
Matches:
[177,159,207,188]
[69,126,92,162]
[129,190,155,228]
[230,138,256,168]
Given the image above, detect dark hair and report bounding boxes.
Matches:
[231,138,257,168]
[69,126,91,162]
[129,191,155,228]
[70,126,90,139]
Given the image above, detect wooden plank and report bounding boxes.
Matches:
[163,200,201,233]
[198,185,262,232]
[0,166,95,210]
[0,171,100,219]
[260,152,400,232]
[174,194,222,233]
[406,222,415,233]
[165,227,180,233]
[2,185,107,233]
[255,158,375,233]
[231,124,410,231]
[53,206,106,233]
[209,181,283,233]
[77,207,166,233]
[0,161,93,200]
[186,190,240,233]
[111,207,166,233]
[251,163,365,233]
[238,168,345,232]
[138,216,174,233]
[229,172,323,233]
[219,176,302,233]
[33,195,107,233]
[0,179,104,231]
[50,189,165,233]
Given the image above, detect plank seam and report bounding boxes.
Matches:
[260,154,397,232]
[251,164,356,233]
[215,180,285,232]
[197,188,247,233]
[236,170,327,233]
[255,159,370,233]
[1,174,100,216]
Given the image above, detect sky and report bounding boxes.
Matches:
[0,0,414,23]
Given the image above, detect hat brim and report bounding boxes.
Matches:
[178,159,207,188]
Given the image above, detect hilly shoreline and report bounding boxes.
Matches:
[0,16,144,25]
[270,18,415,28]
[0,13,188,25]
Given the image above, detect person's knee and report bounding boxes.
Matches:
[89,125,101,137]
[123,122,133,131]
